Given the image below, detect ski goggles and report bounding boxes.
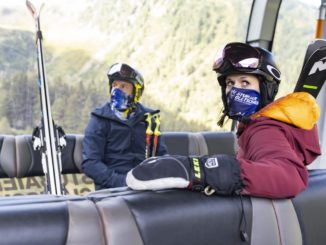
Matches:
[212,42,260,73]
[108,63,144,86]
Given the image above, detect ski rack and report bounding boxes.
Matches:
[26,0,65,195]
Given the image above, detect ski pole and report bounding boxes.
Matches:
[152,113,161,157]
[144,113,153,158]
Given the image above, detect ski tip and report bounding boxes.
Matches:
[311,39,326,45]
[303,39,326,63]
[26,0,36,17]
[40,2,45,13]
[26,0,45,18]
[294,43,326,98]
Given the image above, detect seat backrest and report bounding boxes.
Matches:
[0,196,104,245]
[0,135,16,178]
[161,132,200,156]
[161,131,237,156]
[73,134,84,172]
[15,135,43,177]
[292,169,326,245]
[0,134,94,196]
[4,131,237,178]
[200,131,237,156]
[15,134,82,177]
[62,134,83,173]
[90,170,326,245]
[94,190,253,245]
[0,131,236,196]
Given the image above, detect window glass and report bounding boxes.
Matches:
[0,0,252,134]
[273,1,318,98]
[0,0,253,196]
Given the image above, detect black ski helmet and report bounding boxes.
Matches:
[107,63,145,104]
[212,42,281,125]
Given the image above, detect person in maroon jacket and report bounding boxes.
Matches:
[125,42,321,199]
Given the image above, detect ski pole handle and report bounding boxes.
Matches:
[153,114,161,136]
[144,113,153,135]
[144,113,153,158]
[152,114,161,156]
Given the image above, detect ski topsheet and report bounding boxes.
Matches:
[294,39,326,98]
[26,0,65,195]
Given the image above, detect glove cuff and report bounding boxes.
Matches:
[187,157,206,191]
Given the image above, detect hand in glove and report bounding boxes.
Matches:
[126,154,243,195]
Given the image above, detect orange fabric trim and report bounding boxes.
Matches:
[251,92,320,130]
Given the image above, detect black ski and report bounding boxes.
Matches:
[294,39,326,98]
[303,39,326,64]
[26,0,65,195]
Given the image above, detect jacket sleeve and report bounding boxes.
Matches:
[238,125,309,198]
[82,115,125,188]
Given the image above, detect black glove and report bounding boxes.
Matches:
[126,154,243,195]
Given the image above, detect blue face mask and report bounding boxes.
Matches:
[110,88,132,111]
[227,87,260,121]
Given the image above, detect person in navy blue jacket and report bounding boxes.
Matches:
[82,63,167,190]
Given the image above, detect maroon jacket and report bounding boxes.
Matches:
[237,92,321,198]
[238,119,320,198]
[237,93,321,198]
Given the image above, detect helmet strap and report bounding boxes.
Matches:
[217,110,229,127]
[134,83,142,103]
[217,84,229,127]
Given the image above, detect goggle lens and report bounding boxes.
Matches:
[108,63,135,78]
[108,63,144,87]
[213,43,260,72]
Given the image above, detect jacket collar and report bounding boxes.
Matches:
[251,92,320,130]
[91,102,156,125]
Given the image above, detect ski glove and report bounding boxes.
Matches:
[126,154,243,195]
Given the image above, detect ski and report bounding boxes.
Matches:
[294,39,326,98]
[302,39,326,64]
[26,0,65,195]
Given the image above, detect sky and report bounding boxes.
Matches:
[300,0,322,7]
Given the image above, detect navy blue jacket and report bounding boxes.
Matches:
[82,102,167,190]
